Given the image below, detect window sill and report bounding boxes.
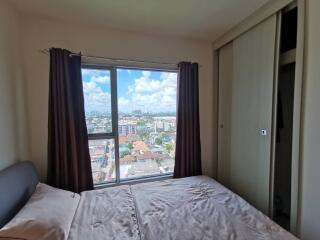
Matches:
[94,174,173,189]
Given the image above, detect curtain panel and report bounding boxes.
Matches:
[174,62,202,178]
[47,48,93,193]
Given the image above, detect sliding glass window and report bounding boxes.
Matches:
[82,66,177,186]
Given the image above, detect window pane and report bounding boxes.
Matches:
[89,139,115,184]
[82,68,112,133]
[117,69,177,180]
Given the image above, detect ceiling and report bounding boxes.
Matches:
[9,0,269,41]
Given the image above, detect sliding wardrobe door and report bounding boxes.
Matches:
[217,42,233,188]
[230,14,277,214]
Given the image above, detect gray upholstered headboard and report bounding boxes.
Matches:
[0,161,39,228]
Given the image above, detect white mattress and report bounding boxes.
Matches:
[68,176,298,240]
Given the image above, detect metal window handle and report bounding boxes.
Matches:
[260,130,267,136]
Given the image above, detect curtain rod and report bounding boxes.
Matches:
[39,49,202,67]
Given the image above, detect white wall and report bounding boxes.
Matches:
[0,1,29,170]
[19,16,216,180]
[299,0,320,239]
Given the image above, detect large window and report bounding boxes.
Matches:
[82,66,177,185]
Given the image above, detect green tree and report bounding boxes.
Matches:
[120,150,131,157]
[155,136,162,145]
[165,143,173,153]
[142,131,151,140]
[128,142,133,150]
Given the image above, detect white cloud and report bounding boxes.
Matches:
[142,71,151,78]
[82,69,177,113]
[91,75,110,84]
[83,80,111,113]
[123,71,177,113]
[118,97,130,109]
[128,71,176,94]
[82,69,112,113]
[82,69,110,84]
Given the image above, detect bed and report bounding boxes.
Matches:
[0,162,298,240]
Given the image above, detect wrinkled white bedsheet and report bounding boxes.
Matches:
[68,176,298,240]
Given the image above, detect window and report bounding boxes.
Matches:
[82,66,177,185]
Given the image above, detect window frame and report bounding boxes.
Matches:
[82,64,177,188]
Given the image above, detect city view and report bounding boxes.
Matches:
[82,68,177,184]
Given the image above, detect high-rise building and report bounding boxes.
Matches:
[119,123,137,136]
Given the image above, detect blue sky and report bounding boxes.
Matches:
[82,68,177,114]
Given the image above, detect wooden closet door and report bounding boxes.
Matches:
[230,14,277,214]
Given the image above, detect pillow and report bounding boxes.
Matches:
[0,183,80,240]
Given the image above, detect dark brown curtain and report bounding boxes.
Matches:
[174,62,202,178]
[47,48,93,193]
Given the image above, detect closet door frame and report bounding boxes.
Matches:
[291,0,305,235]
[214,0,305,236]
[269,11,282,222]
[217,42,233,189]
